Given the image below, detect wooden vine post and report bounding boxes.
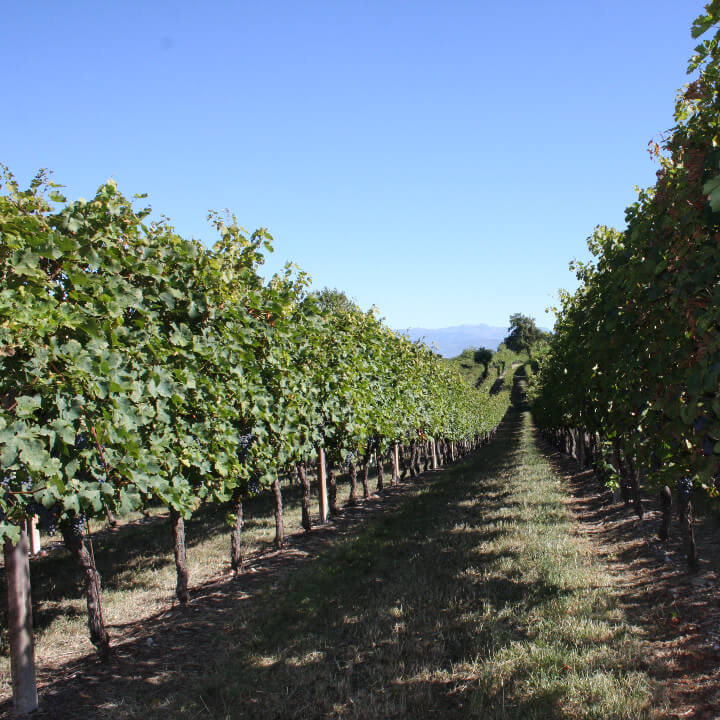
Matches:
[392,443,400,484]
[3,527,39,716]
[318,447,329,524]
[27,517,41,556]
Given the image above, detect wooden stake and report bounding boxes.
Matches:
[272,475,284,548]
[318,447,328,524]
[4,528,38,716]
[169,509,190,606]
[298,464,312,531]
[27,516,41,556]
[392,443,400,484]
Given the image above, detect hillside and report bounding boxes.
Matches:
[442,345,528,389]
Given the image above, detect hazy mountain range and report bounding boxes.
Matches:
[398,323,509,358]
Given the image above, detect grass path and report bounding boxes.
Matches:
[191,405,656,720]
[5,398,665,719]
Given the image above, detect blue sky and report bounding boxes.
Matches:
[2,0,704,331]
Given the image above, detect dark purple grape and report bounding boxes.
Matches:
[248,472,260,495]
[237,433,256,463]
[694,415,708,432]
[26,501,60,536]
[70,513,87,535]
[677,477,693,500]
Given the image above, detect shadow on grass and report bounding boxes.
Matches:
[538,428,720,717]
[3,478,358,634]
[2,409,624,719]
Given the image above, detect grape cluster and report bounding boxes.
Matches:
[4,464,33,493]
[65,513,87,536]
[237,434,256,463]
[694,415,709,432]
[344,451,356,468]
[677,477,693,501]
[26,501,60,536]
[75,433,109,483]
[248,472,260,495]
[0,472,13,519]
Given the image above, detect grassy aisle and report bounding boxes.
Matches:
[11,399,664,719]
[151,405,659,719]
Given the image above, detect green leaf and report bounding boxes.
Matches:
[18,437,50,471]
[156,379,174,398]
[63,494,80,514]
[79,488,103,513]
[50,418,76,445]
[15,395,42,418]
[691,14,715,39]
[0,522,22,545]
[703,174,720,211]
[12,250,41,277]
[48,190,67,203]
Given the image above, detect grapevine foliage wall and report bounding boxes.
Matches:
[0,167,510,544]
[531,3,720,495]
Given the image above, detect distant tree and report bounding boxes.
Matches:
[504,314,549,358]
[473,347,493,378]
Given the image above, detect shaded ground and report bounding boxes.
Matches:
[542,443,720,719]
[0,476,432,717]
[3,382,718,718]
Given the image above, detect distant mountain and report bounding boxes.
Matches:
[398,323,508,358]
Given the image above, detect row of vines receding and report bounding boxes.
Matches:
[0,162,512,714]
[530,3,720,569]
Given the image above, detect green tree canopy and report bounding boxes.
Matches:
[473,347,493,369]
[503,314,549,357]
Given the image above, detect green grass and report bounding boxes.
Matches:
[443,345,529,390]
[115,402,658,718]
[2,386,663,718]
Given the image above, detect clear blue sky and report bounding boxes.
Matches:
[2,0,703,331]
